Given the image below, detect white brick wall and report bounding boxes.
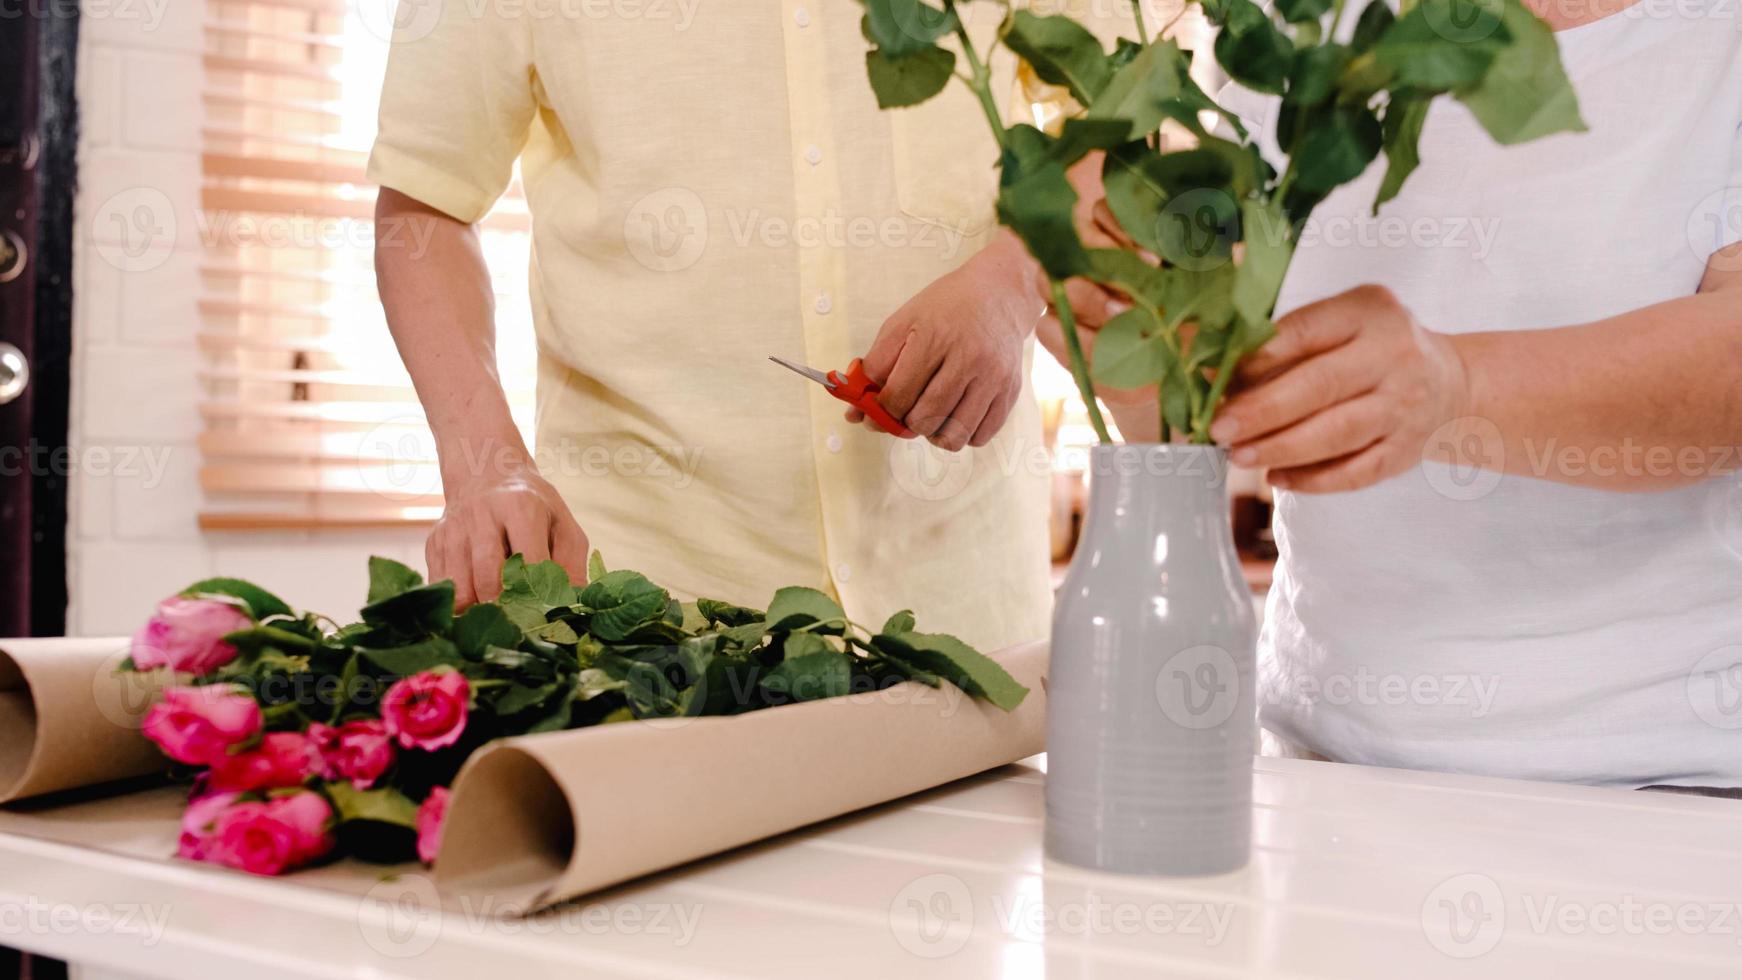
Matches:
[67,0,428,636]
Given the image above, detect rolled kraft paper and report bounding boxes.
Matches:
[0,637,167,804]
[437,640,1050,911]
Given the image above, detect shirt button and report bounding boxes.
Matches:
[794,6,811,26]
[814,292,832,315]
[826,433,843,454]
[835,563,853,583]
[804,145,823,166]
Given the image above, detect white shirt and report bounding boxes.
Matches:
[1231,1,1742,787]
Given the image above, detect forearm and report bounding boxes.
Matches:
[374,189,527,483]
[1452,286,1742,490]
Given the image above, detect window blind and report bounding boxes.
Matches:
[196,0,536,530]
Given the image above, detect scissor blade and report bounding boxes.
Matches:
[768,356,835,389]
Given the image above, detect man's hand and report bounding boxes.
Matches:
[428,451,590,608]
[1210,284,1471,493]
[852,233,1043,451]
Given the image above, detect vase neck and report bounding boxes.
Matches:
[1079,444,1236,555]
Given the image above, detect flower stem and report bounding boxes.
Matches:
[1050,278,1112,444]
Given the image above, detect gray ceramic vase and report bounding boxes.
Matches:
[1045,443,1257,875]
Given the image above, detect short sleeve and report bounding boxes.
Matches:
[366,0,539,224]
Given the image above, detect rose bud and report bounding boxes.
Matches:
[130,596,254,676]
[417,786,451,866]
[381,671,471,752]
[205,790,333,876]
[142,685,263,766]
[309,719,395,790]
[209,731,320,793]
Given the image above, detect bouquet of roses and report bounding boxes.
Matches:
[123,553,1027,876]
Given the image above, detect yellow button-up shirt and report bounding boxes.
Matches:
[368,0,1086,651]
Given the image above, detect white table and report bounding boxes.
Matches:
[2,756,1739,979]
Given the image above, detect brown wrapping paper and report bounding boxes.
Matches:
[0,636,1047,915]
[0,637,166,804]
[435,640,1049,911]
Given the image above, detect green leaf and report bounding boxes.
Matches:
[874,632,1030,711]
[1085,248,1170,310]
[697,598,765,628]
[1349,0,1396,52]
[1275,0,1333,22]
[1284,43,1348,107]
[881,610,916,635]
[501,555,577,611]
[574,667,629,702]
[1456,0,1586,144]
[860,0,957,57]
[1101,144,1169,256]
[1212,0,1294,94]
[452,604,519,659]
[182,578,290,621]
[358,638,465,676]
[1290,104,1382,196]
[481,644,549,676]
[764,586,846,631]
[223,625,319,656]
[577,570,672,643]
[325,782,419,829]
[1233,197,1294,328]
[366,557,424,606]
[760,650,854,702]
[526,619,580,645]
[587,550,607,582]
[598,654,681,718]
[1050,118,1133,167]
[1002,10,1110,104]
[1374,95,1430,211]
[1091,307,1173,388]
[1372,0,1508,93]
[493,680,560,716]
[998,159,1090,280]
[865,46,956,109]
[359,581,455,637]
[723,620,772,649]
[1084,38,1194,142]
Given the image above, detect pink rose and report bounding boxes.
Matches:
[309,720,395,790]
[382,672,470,752]
[177,790,241,861]
[142,685,263,766]
[130,597,253,675]
[205,791,333,876]
[417,787,450,865]
[209,731,319,793]
[269,790,336,863]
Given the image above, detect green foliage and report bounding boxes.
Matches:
[163,555,1029,778]
[852,0,1582,442]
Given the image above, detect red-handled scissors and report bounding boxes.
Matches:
[769,356,916,439]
